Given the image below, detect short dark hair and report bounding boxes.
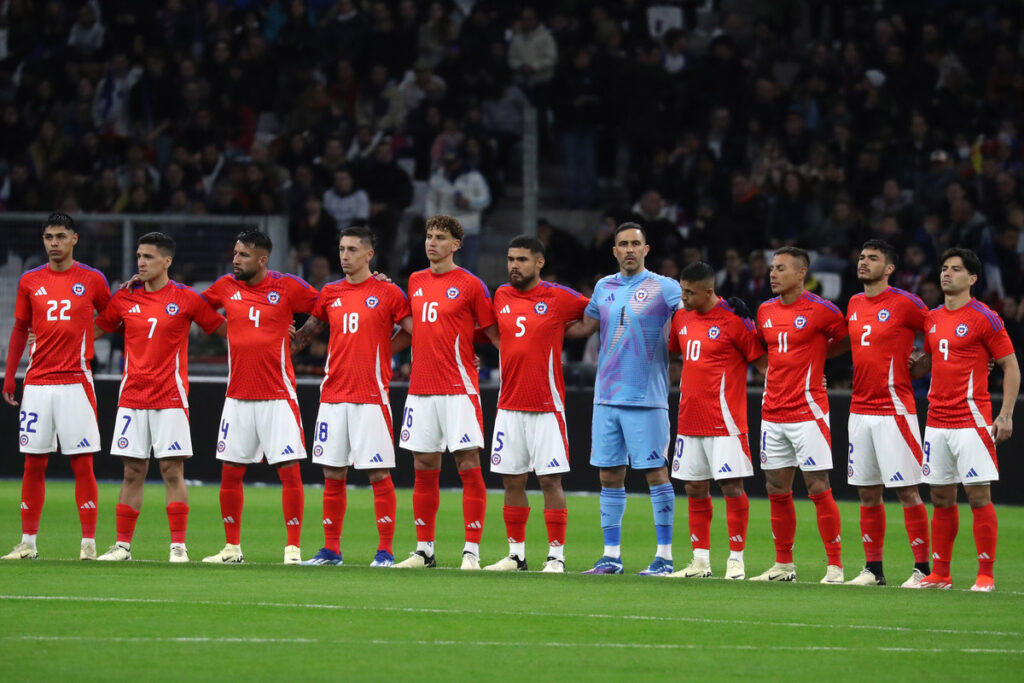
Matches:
[861,239,898,266]
[774,245,810,269]
[340,225,375,249]
[940,247,981,277]
[43,212,76,233]
[425,214,464,241]
[679,261,716,284]
[137,231,175,256]
[236,229,273,253]
[614,222,647,242]
[507,235,545,256]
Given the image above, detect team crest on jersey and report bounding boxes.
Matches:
[312,444,324,457]
[217,441,226,453]
[955,323,969,337]
[877,308,891,322]
[266,291,281,304]
[446,287,460,299]
[491,453,501,465]
[165,303,180,316]
[365,296,380,309]
[19,434,28,446]
[707,325,721,340]
[534,301,549,315]
[72,282,86,296]
[117,437,129,449]
[794,315,807,329]
[633,288,649,302]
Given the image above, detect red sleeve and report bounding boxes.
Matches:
[556,286,589,323]
[391,285,412,324]
[91,272,112,313]
[472,281,496,328]
[734,316,767,362]
[288,275,318,314]
[190,290,225,333]
[905,295,927,333]
[202,279,224,310]
[14,276,31,322]
[95,293,124,333]
[755,304,768,343]
[668,313,681,354]
[3,319,30,394]
[821,306,848,341]
[983,317,1015,360]
[311,291,328,322]
[923,314,934,355]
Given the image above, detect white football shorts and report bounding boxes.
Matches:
[398,394,484,454]
[670,433,754,481]
[847,412,924,487]
[759,415,833,472]
[312,402,395,469]
[922,425,999,485]
[110,407,192,459]
[216,398,305,465]
[489,409,570,476]
[19,382,100,455]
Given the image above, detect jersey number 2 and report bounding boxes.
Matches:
[46,299,71,321]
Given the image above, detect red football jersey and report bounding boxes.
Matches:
[203,271,318,400]
[407,267,496,396]
[494,281,589,412]
[313,278,412,404]
[757,291,848,423]
[95,281,224,409]
[847,287,927,416]
[924,299,1015,428]
[14,262,110,385]
[670,299,765,436]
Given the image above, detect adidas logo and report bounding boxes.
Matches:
[680,326,687,335]
[507,536,517,543]
[285,517,301,526]
[459,434,471,444]
[230,291,242,301]
[412,288,423,297]
[604,294,614,303]
[657,505,672,514]
[966,468,978,478]
[370,453,384,463]
[550,540,563,547]
[128,304,141,314]
[849,312,858,321]
[689,533,699,542]
[862,534,873,543]
[718,463,733,474]
[932,551,941,560]
[929,324,936,333]
[76,438,91,449]
[804,456,817,467]
[466,520,482,529]
[547,458,559,468]
[763,318,772,328]
[33,286,48,296]
[414,518,426,526]
[223,516,235,524]
[647,451,661,461]
[20,502,28,510]
[281,445,295,456]
[80,501,96,510]
[167,441,183,451]
[330,298,343,308]
[889,472,905,482]
[377,516,393,524]
[323,518,333,526]
[728,534,744,543]
[500,304,511,314]
[978,552,992,560]
[910,537,925,547]
[831,535,841,543]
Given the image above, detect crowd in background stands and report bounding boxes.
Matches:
[4,1,1024,366]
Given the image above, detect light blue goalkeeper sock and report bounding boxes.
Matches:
[650,483,675,546]
[599,487,627,550]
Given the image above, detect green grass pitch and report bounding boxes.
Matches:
[1,480,1022,681]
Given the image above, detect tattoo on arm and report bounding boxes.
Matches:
[292,316,326,353]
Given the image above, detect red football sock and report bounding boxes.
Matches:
[688,496,713,551]
[972,503,998,578]
[20,454,48,536]
[413,469,441,543]
[459,467,487,543]
[372,476,396,553]
[70,454,98,538]
[219,463,246,544]
[931,505,959,576]
[277,463,304,547]
[725,493,749,551]
[322,478,346,554]
[810,488,843,567]
[503,505,530,543]
[166,502,188,544]
[115,503,140,544]
[768,492,796,564]
[544,508,567,548]
[903,503,930,564]
[860,504,885,563]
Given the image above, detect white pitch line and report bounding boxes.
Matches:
[1,594,1020,639]
[4,634,1024,656]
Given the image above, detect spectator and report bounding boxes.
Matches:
[358,139,413,271]
[424,149,491,271]
[322,167,370,230]
[67,3,105,58]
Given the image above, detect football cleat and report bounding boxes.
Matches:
[725,558,745,580]
[169,545,190,563]
[914,572,952,589]
[283,545,302,564]
[301,547,343,566]
[749,562,796,582]
[97,542,131,561]
[80,540,97,561]
[2,542,38,560]
[582,555,624,575]
[845,567,885,586]
[669,558,712,579]
[460,551,481,570]
[202,544,244,564]
[484,554,527,571]
[970,575,995,592]
[901,568,927,588]
[820,565,845,584]
[370,550,395,567]
[638,556,674,576]
[394,550,436,569]
[541,557,565,573]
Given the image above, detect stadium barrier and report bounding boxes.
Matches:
[2,377,1022,504]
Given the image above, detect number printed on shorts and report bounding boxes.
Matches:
[220,419,229,440]
[120,414,132,435]
[494,431,504,451]
[403,406,414,428]
[19,411,38,433]
[46,299,71,321]
[674,435,684,458]
[923,441,930,463]
[318,421,328,442]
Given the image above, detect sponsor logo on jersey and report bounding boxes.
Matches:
[877,308,891,322]
[499,304,511,314]
[955,323,969,337]
[412,288,423,297]
[165,302,180,315]
[217,440,226,453]
[929,324,936,333]
[794,315,807,329]
[604,293,614,303]
[230,291,243,301]
[446,286,460,299]
[679,326,687,336]
[763,318,772,328]
[849,312,858,321]
[707,325,721,340]
[365,295,380,309]
[128,304,141,314]
[267,291,281,304]
[72,282,86,296]
[491,453,501,465]
[20,434,29,446]
[312,444,323,457]
[534,301,549,315]
[117,437,129,449]
[33,286,48,296]
[330,298,343,308]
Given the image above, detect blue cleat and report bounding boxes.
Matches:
[582,555,624,575]
[300,547,343,566]
[637,556,674,576]
[370,549,395,567]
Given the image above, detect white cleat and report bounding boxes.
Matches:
[484,555,527,571]
[169,545,189,563]
[725,558,745,580]
[97,542,131,561]
[461,551,481,570]
[394,550,436,568]
[901,568,926,588]
[541,557,565,573]
[2,542,38,560]
[669,558,712,578]
[749,562,796,582]
[80,540,97,561]
[820,565,845,584]
[845,568,884,586]
[202,544,244,564]
[284,545,301,565]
